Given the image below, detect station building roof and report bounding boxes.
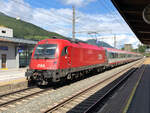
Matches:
[111,0,150,44]
[0,36,37,45]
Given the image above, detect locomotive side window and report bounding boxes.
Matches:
[34,44,57,59]
[61,46,68,56]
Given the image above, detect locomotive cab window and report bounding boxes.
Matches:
[61,46,68,56]
[34,44,57,59]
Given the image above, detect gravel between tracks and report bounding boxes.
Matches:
[2,60,143,113]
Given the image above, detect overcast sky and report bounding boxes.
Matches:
[0,0,141,48]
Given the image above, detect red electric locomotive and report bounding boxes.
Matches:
[26,38,142,85]
[25,39,107,85]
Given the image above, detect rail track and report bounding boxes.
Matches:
[43,60,144,113]
[0,60,144,112]
[0,86,52,108]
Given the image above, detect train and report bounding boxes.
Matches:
[25,38,142,85]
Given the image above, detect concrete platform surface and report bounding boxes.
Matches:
[0,68,28,94]
[127,64,150,113]
[0,68,27,87]
[143,57,150,64]
[0,68,26,82]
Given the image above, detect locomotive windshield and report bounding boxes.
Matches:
[34,44,57,59]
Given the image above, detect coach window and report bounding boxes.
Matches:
[118,53,120,58]
[122,54,124,58]
[113,53,115,58]
[112,53,115,59]
[61,46,68,56]
[116,53,118,58]
[129,54,131,57]
[114,53,116,58]
[115,53,117,58]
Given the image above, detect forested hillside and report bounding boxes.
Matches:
[0,12,65,40]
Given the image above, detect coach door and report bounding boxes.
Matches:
[66,47,72,67]
[105,49,109,64]
[1,54,6,68]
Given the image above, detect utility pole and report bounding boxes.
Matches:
[72,5,75,41]
[114,34,116,48]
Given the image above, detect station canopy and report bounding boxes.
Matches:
[111,0,150,44]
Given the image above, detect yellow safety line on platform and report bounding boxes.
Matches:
[144,58,150,64]
[122,65,146,113]
[0,78,26,86]
[0,68,8,70]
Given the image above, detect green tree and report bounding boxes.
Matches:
[138,45,147,53]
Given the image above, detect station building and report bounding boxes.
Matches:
[0,26,13,37]
[0,27,37,69]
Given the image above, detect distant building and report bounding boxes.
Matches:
[145,48,150,53]
[0,27,37,69]
[0,26,13,37]
[0,36,37,69]
[124,44,133,52]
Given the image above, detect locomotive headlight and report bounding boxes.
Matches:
[37,64,46,68]
[98,54,102,60]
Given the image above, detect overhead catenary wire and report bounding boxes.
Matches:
[3,0,127,32]
[1,0,111,34]
[98,0,129,34]
[8,0,72,23]
[1,0,135,43]
[24,0,105,36]
[38,0,134,48]
[0,9,71,34]
[1,0,77,37]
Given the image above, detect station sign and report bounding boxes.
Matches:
[0,46,8,51]
[18,46,25,53]
[18,49,23,53]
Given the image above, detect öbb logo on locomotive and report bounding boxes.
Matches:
[37,64,45,68]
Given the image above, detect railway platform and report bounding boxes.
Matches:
[126,58,150,113]
[94,58,150,113]
[0,68,27,94]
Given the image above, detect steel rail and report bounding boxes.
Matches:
[44,60,144,113]
[0,87,52,107]
[0,86,37,98]
[84,64,146,113]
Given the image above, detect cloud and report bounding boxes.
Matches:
[0,0,140,48]
[61,0,96,7]
[31,8,73,35]
[76,34,140,49]
[0,0,33,22]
